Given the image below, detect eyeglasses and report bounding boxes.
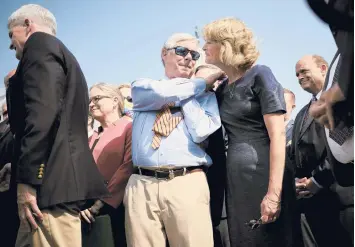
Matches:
[89,95,110,104]
[245,218,263,230]
[167,46,201,61]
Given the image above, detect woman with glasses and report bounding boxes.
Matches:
[81,83,133,247]
[203,18,299,247]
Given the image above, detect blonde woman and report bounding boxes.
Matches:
[203,18,299,246]
[81,83,133,247]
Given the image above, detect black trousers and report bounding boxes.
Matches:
[0,189,19,247]
[299,189,353,247]
[100,203,127,247]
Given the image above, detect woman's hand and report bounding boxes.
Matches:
[260,192,281,224]
[80,200,104,224]
[80,208,96,224]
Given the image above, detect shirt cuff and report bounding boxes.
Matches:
[311,177,323,189]
[192,78,206,94]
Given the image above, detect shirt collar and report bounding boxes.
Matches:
[96,118,121,133]
[314,90,322,100]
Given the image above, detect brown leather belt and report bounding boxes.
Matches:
[134,166,205,180]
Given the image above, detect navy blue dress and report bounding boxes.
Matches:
[216,65,298,247]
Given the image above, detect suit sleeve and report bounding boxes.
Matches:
[103,122,133,208]
[0,128,13,168]
[337,32,354,107]
[16,47,65,186]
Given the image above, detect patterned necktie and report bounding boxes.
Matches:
[151,102,183,149]
[302,96,317,130]
[328,57,353,145]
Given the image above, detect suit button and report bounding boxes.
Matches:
[104,180,109,185]
[39,171,44,176]
[38,175,43,179]
[40,164,45,168]
[39,168,44,172]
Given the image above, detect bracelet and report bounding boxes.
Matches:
[265,195,281,204]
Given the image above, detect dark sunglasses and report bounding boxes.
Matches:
[168,46,201,61]
[245,218,262,230]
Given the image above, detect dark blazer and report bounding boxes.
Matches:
[0,119,13,167]
[307,0,353,126]
[7,32,108,209]
[290,103,334,187]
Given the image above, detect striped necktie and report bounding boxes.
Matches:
[151,102,183,149]
[328,57,353,145]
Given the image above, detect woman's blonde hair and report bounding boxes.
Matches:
[203,17,259,72]
[90,83,124,117]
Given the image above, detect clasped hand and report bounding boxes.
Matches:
[0,163,11,192]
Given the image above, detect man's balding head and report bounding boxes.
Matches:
[4,69,16,89]
[295,55,328,95]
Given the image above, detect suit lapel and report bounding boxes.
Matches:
[298,102,314,140]
[294,108,305,143]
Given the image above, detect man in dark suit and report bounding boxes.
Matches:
[306,0,354,242]
[290,54,352,247]
[5,4,108,246]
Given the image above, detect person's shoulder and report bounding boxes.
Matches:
[22,32,64,60]
[131,78,154,86]
[252,64,280,88]
[253,64,273,76]
[24,32,60,50]
[118,116,133,129]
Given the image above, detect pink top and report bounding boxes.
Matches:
[89,116,133,208]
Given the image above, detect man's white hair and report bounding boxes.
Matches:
[162,33,205,67]
[8,4,57,35]
[163,33,199,49]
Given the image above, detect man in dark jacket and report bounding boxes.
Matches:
[5,4,108,246]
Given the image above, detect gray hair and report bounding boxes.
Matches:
[162,33,203,67]
[163,33,199,49]
[8,4,57,35]
[90,83,124,117]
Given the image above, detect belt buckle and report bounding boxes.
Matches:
[154,170,169,180]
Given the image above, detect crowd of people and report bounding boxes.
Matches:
[0,1,353,247]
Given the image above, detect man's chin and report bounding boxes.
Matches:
[178,69,193,78]
[15,52,22,60]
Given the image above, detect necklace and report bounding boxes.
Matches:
[228,81,237,99]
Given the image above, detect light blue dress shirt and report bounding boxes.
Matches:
[131,78,221,168]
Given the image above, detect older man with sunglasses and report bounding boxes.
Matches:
[126,33,224,247]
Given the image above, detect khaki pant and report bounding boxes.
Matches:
[15,206,81,247]
[124,172,213,247]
